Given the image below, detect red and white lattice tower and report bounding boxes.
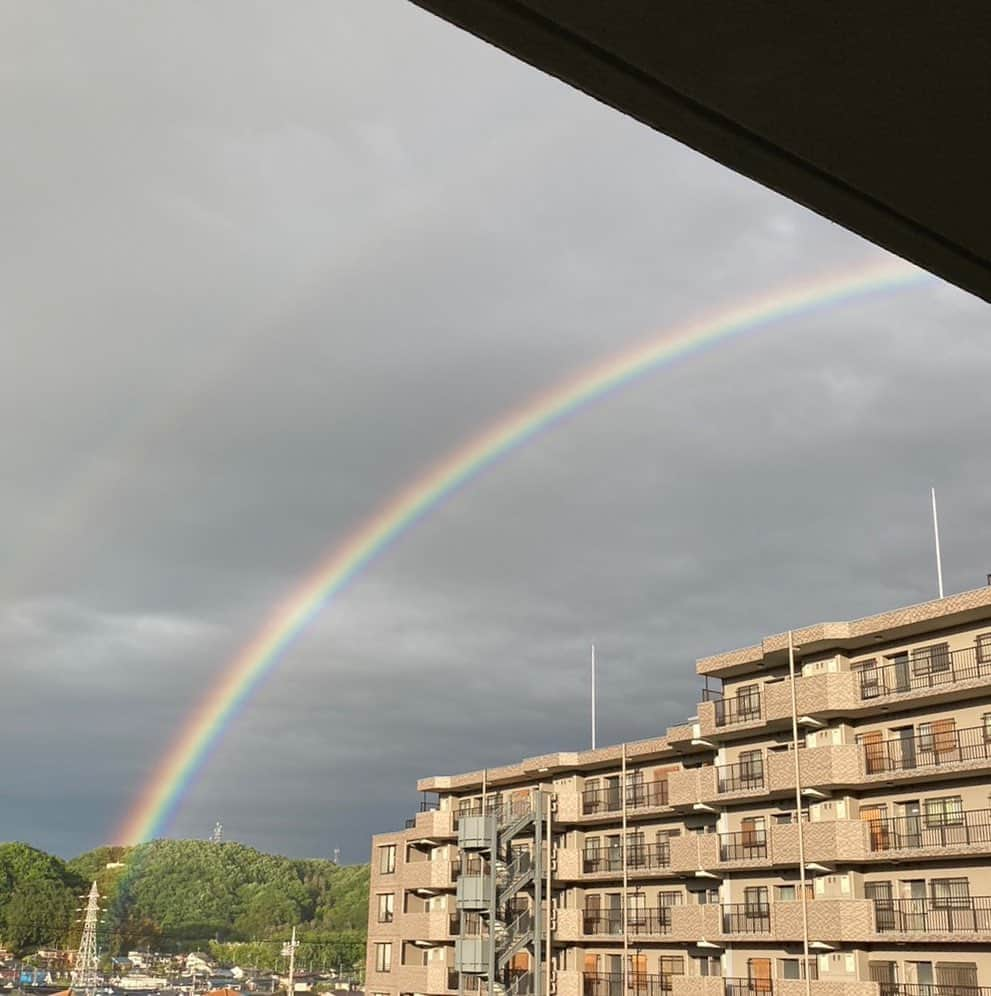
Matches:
[71,882,101,996]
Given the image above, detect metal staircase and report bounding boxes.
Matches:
[455,791,547,996]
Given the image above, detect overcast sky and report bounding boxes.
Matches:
[2,1,988,863]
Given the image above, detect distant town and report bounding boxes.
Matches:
[0,945,362,996]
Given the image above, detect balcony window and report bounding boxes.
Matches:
[931,877,971,910]
[377,893,394,923]
[978,634,991,665]
[925,796,964,827]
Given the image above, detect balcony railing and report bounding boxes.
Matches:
[628,781,670,810]
[880,985,991,996]
[716,759,765,793]
[858,645,991,700]
[582,781,670,815]
[455,794,532,825]
[721,903,771,933]
[584,974,681,996]
[872,897,991,932]
[861,724,991,774]
[725,979,773,996]
[719,829,768,860]
[714,693,762,727]
[867,808,991,852]
[582,842,671,874]
[582,908,673,935]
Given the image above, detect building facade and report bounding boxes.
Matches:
[365,587,991,996]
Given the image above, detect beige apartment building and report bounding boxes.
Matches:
[365,586,991,996]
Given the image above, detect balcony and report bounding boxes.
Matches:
[873,897,991,934]
[581,781,671,817]
[584,974,681,996]
[767,744,862,793]
[582,907,673,936]
[858,645,991,702]
[714,693,763,728]
[860,725,991,781]
[772,819,868,866]
[393,962,457,993]
[403,859,458,890]
[880,986,991,996]
[724,981,772,996]
[405,804,456,838]
[716,759,765,795]
[721,903,770,934]
[719,830,767,862]
[582,842,672,875]
[867,808,991,857]
[697,672,862,739]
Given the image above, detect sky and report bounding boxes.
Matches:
[1,1,988,863]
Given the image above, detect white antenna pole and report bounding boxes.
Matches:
[591,643,597,750]
[931,487,945,599]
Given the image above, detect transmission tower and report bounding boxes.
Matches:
[72,882,101,996]
[210,821,224,844]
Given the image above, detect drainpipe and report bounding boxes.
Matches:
[622,744,629,996]
[788,631,812,996]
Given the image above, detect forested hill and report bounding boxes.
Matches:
[0,840,369,962]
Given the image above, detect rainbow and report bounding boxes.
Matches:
[117,257,929,844]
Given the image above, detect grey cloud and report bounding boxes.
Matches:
[1,0,988,861]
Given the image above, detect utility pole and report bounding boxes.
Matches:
[282,926,298,996]
[72,882,101,996]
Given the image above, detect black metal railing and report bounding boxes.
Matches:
[628,780,671,810]
[861,724,991,774]
[455,795,532,825]
[719,829,768,860]
[867,808,991,852]
[582,786,624,814]
[714,693,762,727]
[582,781,670,815]
[582,841,672,873]
[858,644,991,700]
[584,974,681,996]
[630,841,672,870]
[872,897,991,932]
[721,903,771,933]
[583,908,674,935]
[716,759,764,792]
[879,985,991,996]
[724,979,773,996]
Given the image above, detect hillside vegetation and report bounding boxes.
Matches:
[0,840,368,968]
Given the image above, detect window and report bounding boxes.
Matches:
[375,943,392,973]
[912,642,950,674]
[744,886,769,915]
[855,659,880,697]
[936,963,978,989]
[984,713,991,743]
[930,878,971,909]
[924,796,964,826]
[776,885,796,902]
[695,956,721,978]
[377,893,394,923]
[977,634,991,665]
[379,844,396,874]
[780,959,817,981]
[736,684,760,719]
[659,956,684,980]
[919,719,957,755]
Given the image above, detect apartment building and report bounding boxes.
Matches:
[365,586,991,996]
